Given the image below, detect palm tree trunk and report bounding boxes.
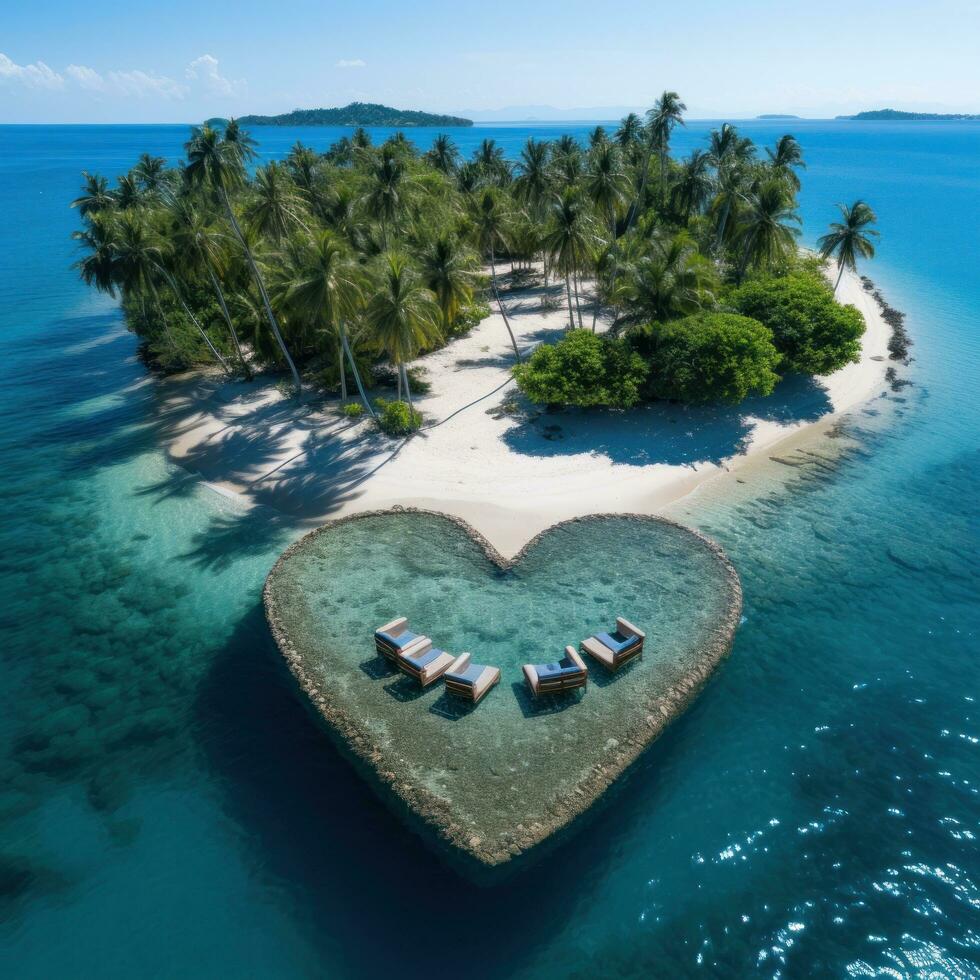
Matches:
[401,364,415,414]
[337,338,348,402]
[340,328,376,417]
[834,261,846,295]
[489,248,521,361]
[736,232,755,285]
[221,186,302,393]
[571,266,584,328]
[624,144,653,234]
[204,261,251,378]
[146,278,178,352]
[715,198,732,255]
[156,264,231,372]
[565,274,575,329]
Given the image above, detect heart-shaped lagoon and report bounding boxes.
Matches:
[264,510,742,869]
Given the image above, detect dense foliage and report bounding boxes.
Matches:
[512,330,648,408]
[71,90,875,420]
[631,313,780,404]
[732,272,865,374]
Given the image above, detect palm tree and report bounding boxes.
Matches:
[114,173,145,211]
[154,231,232,373]
[419,234,476,332]
[111,210,225,368]
[818,200,879,293]
[365,252,441,412]
[513,138,554,280]
[543,189,597,329]
[184,122,302,392]
[766,134,805,191]
[245,161,307,242]
[471,188,521,360]
[671,149,714,222]
[363,148,407,249]
[589,126,609,149]
[424,134,460,175]
[708,123,755,170]
[585,142,629,238]
[613,231,716,326]
[626,91,686,231]
[284,231,375,414]
[648,90,686,205]
[711,162,748,255]
[735,180,801,282]
[71,172,115,218]
[473,139,510,186]
[513,138,553,208]
[72,210,117,295]
[133,153,167,195]
[286,142,332,221]
[551,136,583,189]
[615,113,644,161]
[456,161,482,195]
[163,191,251,376]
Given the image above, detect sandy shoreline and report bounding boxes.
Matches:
[162,266,893,556]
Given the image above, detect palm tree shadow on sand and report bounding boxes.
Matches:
[504,374,834,468]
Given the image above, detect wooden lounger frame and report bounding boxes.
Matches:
[374,616,429,663]
[444,653,501,704]
[581,617,646,672]
[524,646,588,696]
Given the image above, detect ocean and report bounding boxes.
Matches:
[0,120,977,977]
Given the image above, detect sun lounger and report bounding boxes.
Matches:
[581,617,645,672]
[444,653,501,704]
[523,646,588,696]
[374,617,429,663]
[398,640,456,687]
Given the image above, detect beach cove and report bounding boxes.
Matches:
[163,263,892,556]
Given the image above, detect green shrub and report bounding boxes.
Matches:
[341,401,365,418]
[374,398,422,435]
[512,329,648,409]
[448,303,492,337]
[732,272,865,374]
[635,313,780,404]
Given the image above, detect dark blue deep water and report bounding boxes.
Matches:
[0,121,977,977]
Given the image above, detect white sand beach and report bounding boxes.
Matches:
[163,266,891,556]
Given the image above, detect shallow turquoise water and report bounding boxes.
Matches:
[0,122,977,977]
[267,512,737,846]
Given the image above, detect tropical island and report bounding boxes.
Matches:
[69,91,896,548]
[217,102,473,128]
[69,94,898,864]
[838,108,980,120]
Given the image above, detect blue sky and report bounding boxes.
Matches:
[2,0,978,123]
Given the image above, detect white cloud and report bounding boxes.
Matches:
[1,51,245,103]
[0,53,64,89]
[185,54,245,97]
[336,58,366,69]
[107,68,186,100]
[65,64,105,91]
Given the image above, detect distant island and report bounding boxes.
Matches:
[757,114,801,120]
[838,108,980,121]
[208,102,473,128]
